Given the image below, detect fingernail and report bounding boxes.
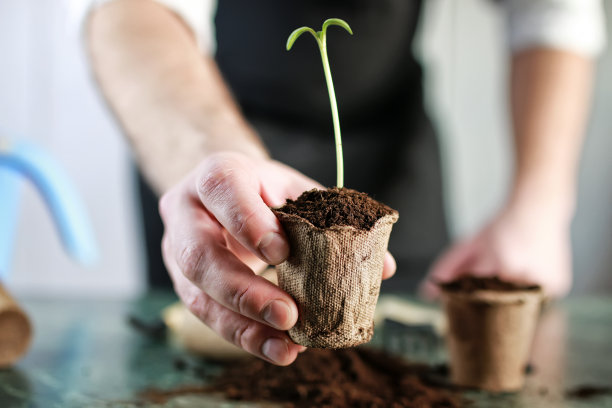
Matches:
[297,345,307,353]
[262,300,293,330]
[258,232,289,264]
[262,337,288,364]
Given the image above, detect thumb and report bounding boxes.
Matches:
[194,154,289,265]
[419,240,476,299]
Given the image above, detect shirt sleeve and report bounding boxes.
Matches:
[93,0,217,54]
[501,0,607,56]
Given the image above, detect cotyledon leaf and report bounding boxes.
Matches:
[321,18,353,37]
[286,26,319,50]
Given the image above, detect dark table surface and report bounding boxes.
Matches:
[1,292,611,407]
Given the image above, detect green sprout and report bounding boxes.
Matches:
[287,18,353,189]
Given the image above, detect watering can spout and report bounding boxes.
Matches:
[0,138,99,279]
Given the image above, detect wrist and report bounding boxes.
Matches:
[197,108,269,161]
[506,175,576,224]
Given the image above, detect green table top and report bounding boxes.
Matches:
[1,292,611,407]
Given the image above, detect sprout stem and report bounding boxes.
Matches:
[286,19,352,189]
[318,35,344,188]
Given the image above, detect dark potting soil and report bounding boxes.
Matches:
[208,348,461,408]
[139,348,462,407]
[275,187,395,230]
[565,385,612,399]
[440,276,540,293]
[126,314,166,339]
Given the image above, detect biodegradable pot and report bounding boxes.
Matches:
[0,284,32,367]
[273,210,398,348]
[441,287,543,392]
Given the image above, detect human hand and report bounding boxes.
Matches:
[159,152,397,365]
[420,199,573,299]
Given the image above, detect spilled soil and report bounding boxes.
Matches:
[565,385,612,400]
[140,348,462,408]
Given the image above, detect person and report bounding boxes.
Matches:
[86,0,605,365]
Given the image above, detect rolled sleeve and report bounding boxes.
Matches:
[502,0,607,56]
[93,0,217,54]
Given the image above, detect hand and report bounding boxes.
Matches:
[159,152,397,365]
[421,199,572,299]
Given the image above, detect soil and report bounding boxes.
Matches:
[139,348,462,407]
[566,385,612,399]
[275,187,395,230]
[126,314,166,339]
[440,276,540,293]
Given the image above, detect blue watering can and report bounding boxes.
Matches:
[0,136,99,279]
[0,134,99,366]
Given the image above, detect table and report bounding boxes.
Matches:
[1,292,611,407]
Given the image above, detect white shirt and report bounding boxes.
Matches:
[109,0,605,57]
[504,0,606,56]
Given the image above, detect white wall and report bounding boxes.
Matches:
[1,1,144,297]
[1,0,610,296]
[572,25,612,294]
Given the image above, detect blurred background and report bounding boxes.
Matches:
[1,0,611,298]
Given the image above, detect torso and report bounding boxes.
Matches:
[214,1,449,289]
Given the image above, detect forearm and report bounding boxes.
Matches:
[509,48,595,219]
[86,0,267,194]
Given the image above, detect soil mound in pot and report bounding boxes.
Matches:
[440,276,540,293]
[276,187,395,230]
[209,348,461,408]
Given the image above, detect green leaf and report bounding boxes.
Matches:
[286,26,319,50]
[321,18,353,37]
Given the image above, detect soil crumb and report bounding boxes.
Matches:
[566,385,612,399]
[126,315,166,339]
[275,187,395,230]
[440,276,540,293]
[140,348,462,407]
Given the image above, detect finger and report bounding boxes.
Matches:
[192,294,303,366]
[194,154,289,265]
[418,240,477,300]
[381,251,396,280]
[177,222,298,331]
[429,240,476,282]
[418,279,441,301]
[466,251,498,277]
[497,268,568,297]
[546,279,571,298]
[166,255,302,365]
[259,160,323,207]
[223,229,268,274]
[164,196,298,331]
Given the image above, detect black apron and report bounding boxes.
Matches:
[138,0,449,292]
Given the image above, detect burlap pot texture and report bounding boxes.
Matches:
[273,210,398,348]
[441,288,543,392]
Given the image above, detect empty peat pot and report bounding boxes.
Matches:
[273,188,398,348]
[440,278,543,392]
[0,283,32,367]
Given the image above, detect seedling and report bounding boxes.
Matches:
[286,18,353,189]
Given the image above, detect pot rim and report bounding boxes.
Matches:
[272,208,399,232]
[440,287,544,305]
